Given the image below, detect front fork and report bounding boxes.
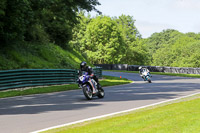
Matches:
[88,80,98,93]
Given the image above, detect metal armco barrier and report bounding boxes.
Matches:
[94,64,128,70]
[0,67,102,90]
[93,67,102,79]
[128,65,164,72]
[95,64,200,74]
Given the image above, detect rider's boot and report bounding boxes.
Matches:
[142,76,145,81]
[97,82,102,90]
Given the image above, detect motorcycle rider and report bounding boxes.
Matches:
[79,61,101,91]
[138,66,151,80]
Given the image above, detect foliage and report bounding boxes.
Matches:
[0,42,91,70]
[151,32,200,67]
[0,0,101,48]
[83,16,126,64]
[145,29,182,62]
[114,14,141,43]
[70,14,145,65]
[1,0,199,69]
[114,15,149,65]
[0,0,33,45]
[0,0,100,70]
[69,11,91,51]
[69,14,200,67]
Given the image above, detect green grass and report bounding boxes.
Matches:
[104,70,200,78]
[0,42,92,70]
[151,72,200,78]
[0,76,132,99]
[42,94,200,133]
[101,75,133,87]
[0,84,79,99]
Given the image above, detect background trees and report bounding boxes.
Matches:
[147,30,200,67]
[1,0,199,69]
[70,13,200,67]
[114,15,148,65]
[70,14,146,65]
[0,0,100,48]
[83,16,126,64]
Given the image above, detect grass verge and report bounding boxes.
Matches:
[0,75,132,99]
[42,94,200,133]
[104,70,200,78]
[100,75,133,87]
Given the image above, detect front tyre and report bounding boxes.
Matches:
[83,85,93,100]
[147,76,152,83]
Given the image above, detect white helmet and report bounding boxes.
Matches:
[138,66,142,70]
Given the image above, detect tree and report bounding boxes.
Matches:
[0,0,101,48]
[69,11,91,51]
[70,14,149,65]
[146,29,182,53]
[28,0,101,48]
[0,0,33,46]
[114,15,146,65]
[151,33,200,68]
[81,16,126,64]
[114,15,141,43]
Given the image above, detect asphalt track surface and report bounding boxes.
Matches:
[0,71,200,133]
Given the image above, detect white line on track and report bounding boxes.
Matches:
[31,92,200,133]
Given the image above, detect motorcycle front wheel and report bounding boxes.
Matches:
[83,85,93,100]
[147,76,152,83]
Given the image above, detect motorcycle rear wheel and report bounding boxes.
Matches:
[97,85,105,98]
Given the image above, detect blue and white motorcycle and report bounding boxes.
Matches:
[142,70,152,83]
[78,72,105,100]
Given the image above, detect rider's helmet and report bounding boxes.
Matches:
[138,66,142,70]
[80,61,87,71]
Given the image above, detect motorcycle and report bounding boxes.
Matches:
[141,70,152,83]
[77,72,105,100]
